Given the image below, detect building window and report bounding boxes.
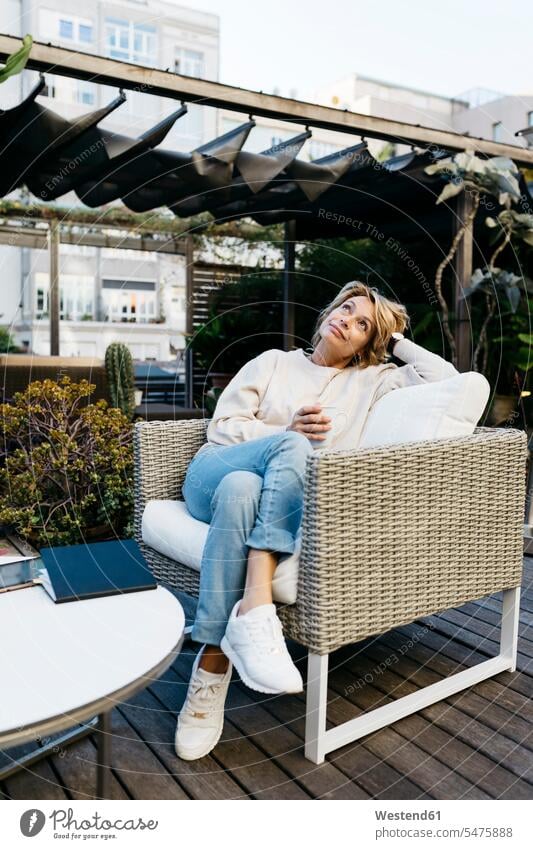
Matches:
[34,273,95,321]
[59,19,73,39]
[528,111,533,127]
[77,81,96,105]
[79,24,93,43]
[174,48,205,78]
[492,121,503,142]
[40,11,94,45]
[102,279,157,323]
[105,18,157,66]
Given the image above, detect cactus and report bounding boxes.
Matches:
[105,342,136,419]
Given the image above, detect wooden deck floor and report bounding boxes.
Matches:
[2,558,533,801]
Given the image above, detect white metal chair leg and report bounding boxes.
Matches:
[500,585,521,672]
[303,585,522,764]
[304,652,329,764]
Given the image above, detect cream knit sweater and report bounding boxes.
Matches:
[205,336,459,451]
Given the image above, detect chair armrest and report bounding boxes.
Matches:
[133,419,209,542]
[281,426,528,654]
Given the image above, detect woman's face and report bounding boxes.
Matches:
[320,295,376,358]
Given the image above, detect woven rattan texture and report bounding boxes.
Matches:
[134,421,527,655]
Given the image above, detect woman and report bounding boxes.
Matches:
[175,281,458,760]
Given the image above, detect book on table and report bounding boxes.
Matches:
[34,539,157,604]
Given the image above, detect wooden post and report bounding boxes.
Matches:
[185,235,194,407]
[452,193,474,373]
[283,220,296,351]
[48,218,60,356]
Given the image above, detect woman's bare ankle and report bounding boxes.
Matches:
[238,593,272,616]
[198,644,229,674]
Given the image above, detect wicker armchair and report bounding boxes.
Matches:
[134,419,527,764]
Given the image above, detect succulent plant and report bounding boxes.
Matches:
[105,342,136,420]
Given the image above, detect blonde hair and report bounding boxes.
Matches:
[310,281,409,369]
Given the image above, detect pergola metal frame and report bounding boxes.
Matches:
[2,32,532,373]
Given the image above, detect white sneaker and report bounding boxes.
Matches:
[220,601,303,694]
[174,646,232,761]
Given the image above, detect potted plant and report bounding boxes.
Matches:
[0,376,133,546]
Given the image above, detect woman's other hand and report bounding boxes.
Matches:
[286,404,332,441]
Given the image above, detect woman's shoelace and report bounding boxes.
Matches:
[185,673,226,716]
[244,614,285,654]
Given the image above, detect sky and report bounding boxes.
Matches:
[172,0,532,101]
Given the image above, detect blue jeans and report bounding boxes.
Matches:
[182,430,313,646]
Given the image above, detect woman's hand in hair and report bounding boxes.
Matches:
[286,404,332,441]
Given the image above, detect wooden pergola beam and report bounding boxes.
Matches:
[2,33,533,166]
[0,224,188,253]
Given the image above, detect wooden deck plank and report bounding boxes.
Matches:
[383,626,533,725]
[223,686,368,800]
[390,622,533,701]
[39,729,130,801]
[460,595,533,630]
[245,684,434,799]
[323,656,491,799]
[120,685,245,800]
[2,758,69,800]
[99,705,190,800]
[437,607,533,656]
[343,640,533,785]
[73,706,190,801]
[423,614,531,671]
[344,636,533,799]
[357,636,533,753]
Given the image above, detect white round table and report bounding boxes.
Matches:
[0,584,184,798]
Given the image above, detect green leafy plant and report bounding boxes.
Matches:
[460,208,533,375]
[424,152,523,366]
[105,342,136,419]
[0,34,33,84]
[0,377,133,546]
[425,152,521,208]
[0,327,18,353]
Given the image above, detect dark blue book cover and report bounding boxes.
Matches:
[38,539,157,604]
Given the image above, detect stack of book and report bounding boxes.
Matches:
[0,535,157,602]
[0,533,40,593]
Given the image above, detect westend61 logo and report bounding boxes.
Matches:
[20,808,159,838]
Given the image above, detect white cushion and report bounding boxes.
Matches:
[359,371,490,449]
[142,499,300,605]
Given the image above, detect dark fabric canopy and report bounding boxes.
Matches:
[1,76,532,249]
